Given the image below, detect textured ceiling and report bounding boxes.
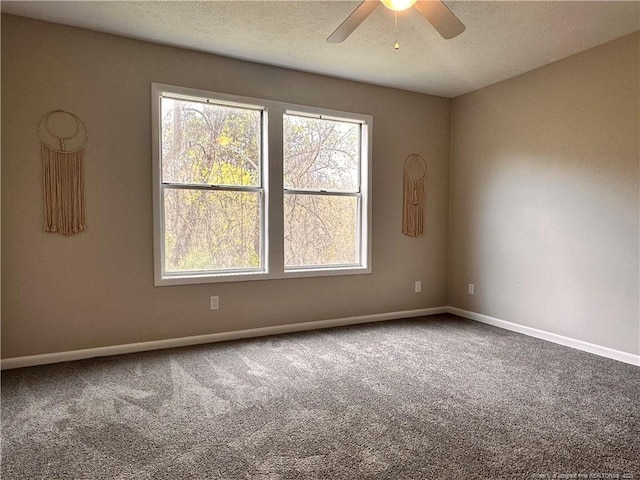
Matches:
[2,1,639,97]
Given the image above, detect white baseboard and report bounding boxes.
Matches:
[0,307,447,370]
[3,305,638,369]
[447,306,640,367]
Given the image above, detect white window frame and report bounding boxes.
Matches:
[283,110,366,272]
[152,83,372,286]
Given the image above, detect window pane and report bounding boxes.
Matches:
[161,98,261,186]
[164,188,261,273]
[283,115,359,192]
[284,194,359,268]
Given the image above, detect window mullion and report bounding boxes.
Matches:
[267,106,285,276]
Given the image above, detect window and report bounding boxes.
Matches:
[153,84,371,285]
[155,91,265,280]
[283,113,363,270]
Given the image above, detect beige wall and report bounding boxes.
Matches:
[3,15,638,360]
[1,15,451,358]
[449,33,640,355]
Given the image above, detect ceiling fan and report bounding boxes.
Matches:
[327,0,465,44]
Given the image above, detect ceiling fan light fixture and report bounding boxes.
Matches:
[381,0,417,11]
[327,0,465,44]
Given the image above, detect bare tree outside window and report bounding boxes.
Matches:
[161,98,263,273]
[283,114,362,268]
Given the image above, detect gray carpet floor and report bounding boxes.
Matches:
[2,314,639,479]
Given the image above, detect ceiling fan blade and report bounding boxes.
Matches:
[327,1,380,43]
[413,0,465,39]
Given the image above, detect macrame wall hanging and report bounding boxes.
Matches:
[402,153,427,237]
[38,110,88,236]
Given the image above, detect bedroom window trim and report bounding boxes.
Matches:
[152,83,372,286]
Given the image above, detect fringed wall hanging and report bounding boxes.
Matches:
[402,153,427,237]
[37,110,88,236]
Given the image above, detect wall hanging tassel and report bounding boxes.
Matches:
[38,110,88,236]
[402,153,427,237]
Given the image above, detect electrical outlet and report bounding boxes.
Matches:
[468,284,475,296]
[210,296,219,310]
[414,280,422,293]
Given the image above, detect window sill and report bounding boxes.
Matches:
[155,266,371,286]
